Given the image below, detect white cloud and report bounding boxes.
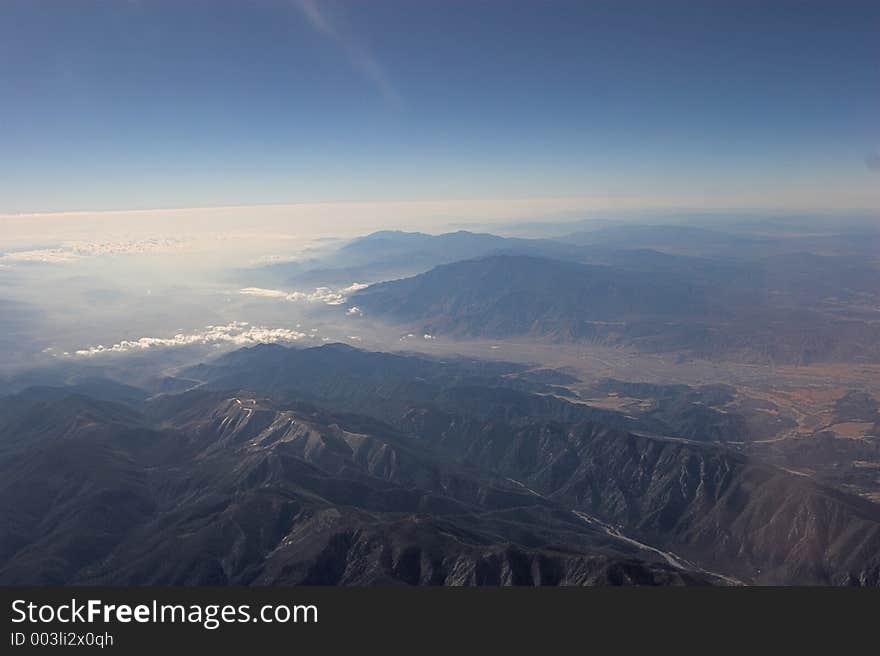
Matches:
[70,321,309,357]
[251,254,302,265]
[423,334,436,341]
[240,283,367,306]
[346,306,363,316]
[239,287,290,299]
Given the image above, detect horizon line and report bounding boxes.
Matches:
[3,195,878,221]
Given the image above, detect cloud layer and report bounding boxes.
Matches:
[0,249,81,264]
[70,321,308,357]
[239,283,367,306]
[0,237,185,266]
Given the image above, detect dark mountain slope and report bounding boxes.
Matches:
[0,395,158,583]
[178,343,636,432]
[184,344,787,444]
[0,389,705,585]
[177,343,880,585]
[5,344,880,585]
[425,418,880,585]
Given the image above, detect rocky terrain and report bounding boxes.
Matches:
[4,344,878,585]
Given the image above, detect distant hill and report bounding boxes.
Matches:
[353,254,716,337]
[563,224,775,256]
[243,229,593,285]
[352,254,880,364]
[339,230,514,264]
[247,230,532,285]
[560,222,880,258]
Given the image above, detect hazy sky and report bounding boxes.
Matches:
[2,0,879,215]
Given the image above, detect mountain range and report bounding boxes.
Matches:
[3,343,880,585]
[351,251,880,364]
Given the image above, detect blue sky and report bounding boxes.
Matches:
[1,0,878,214]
